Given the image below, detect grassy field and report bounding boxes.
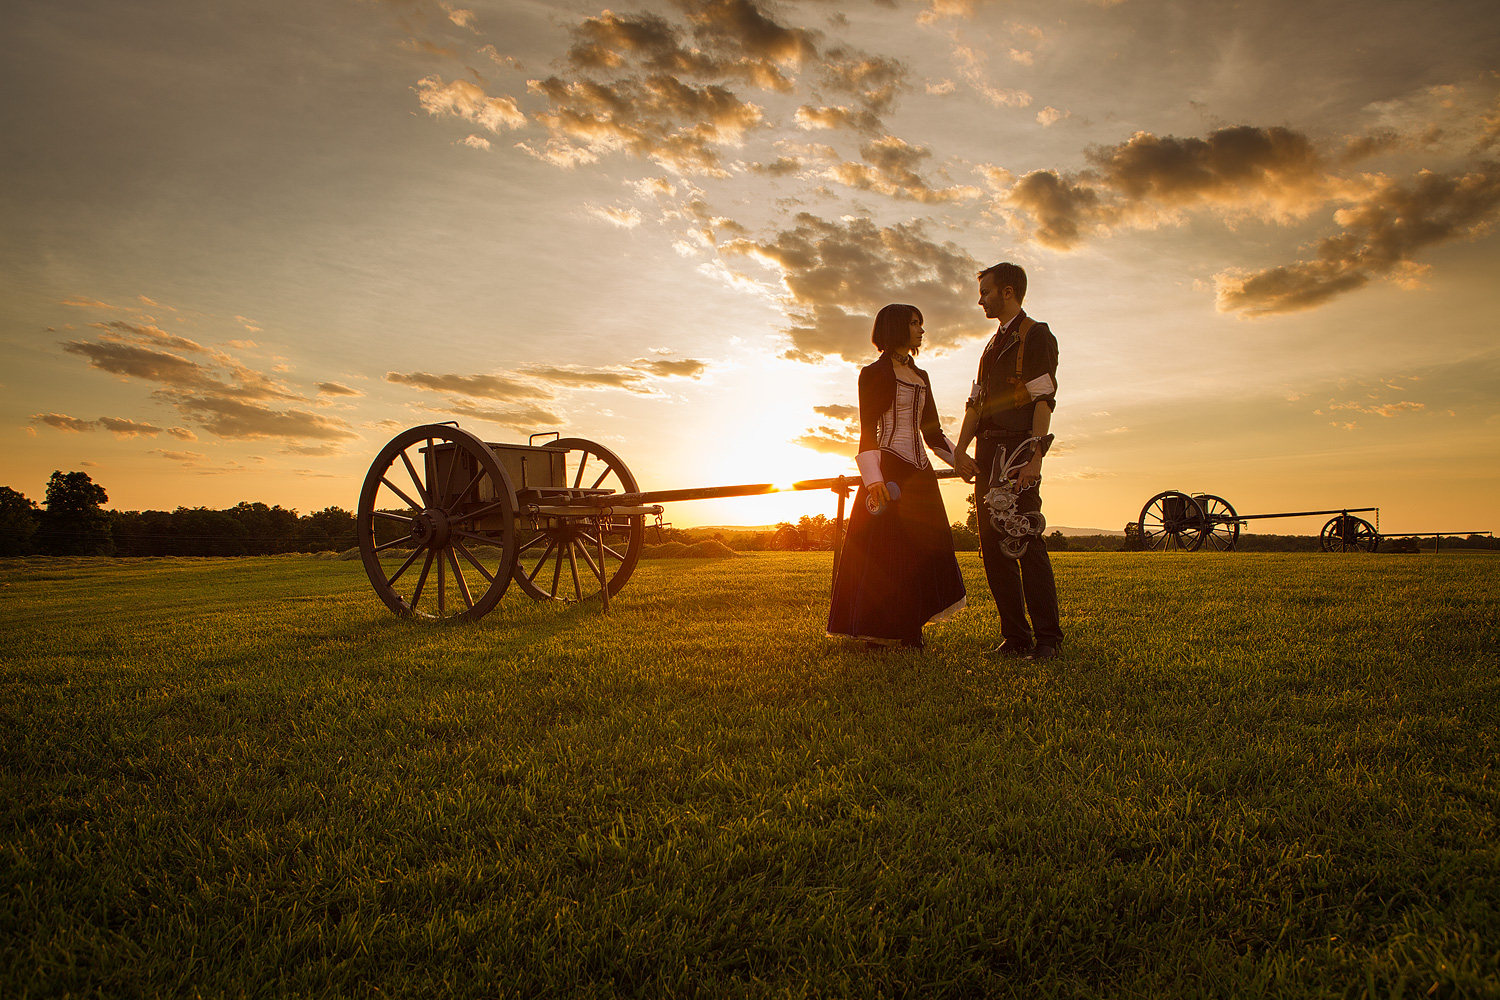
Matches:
[2,551,1498,998]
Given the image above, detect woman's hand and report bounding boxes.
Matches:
[953,452,979,483]
[867,481,892,509]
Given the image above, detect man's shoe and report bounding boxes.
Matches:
[1028,644,1058,662]
[992,640,1032,659]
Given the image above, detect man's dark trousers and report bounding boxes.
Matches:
[976,434,1063,649]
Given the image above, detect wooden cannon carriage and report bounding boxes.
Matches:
[357,423,957,621]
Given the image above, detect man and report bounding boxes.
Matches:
[952,262,1063,661]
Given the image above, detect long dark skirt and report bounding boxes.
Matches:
[827,453,966,645]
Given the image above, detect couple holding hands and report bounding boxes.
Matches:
[826,262,1063,661]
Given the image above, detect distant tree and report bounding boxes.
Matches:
[1045,529,1069,551]
[1123,522,1143,551]
[0,486,41,556]
[37,471,113,556]
[172,507,250,556]
[297,506,357,552]
[227,501,300,554]
[950,522,980,551]
[111,510,173,557]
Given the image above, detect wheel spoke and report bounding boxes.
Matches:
[446,548,475,609]
[590,465,612,490]
[518,532,550,554]
[575,537,604,583]
[374,510,414,525]
[400,450,431,508]
[453,539,496,584]
[386,546,424,587]
[409,550,435,611]
[550,540,565,596]
[572,452,588,489]
[577,529,626,562]
[455,499,510,523]
[381,476,424,512]
[451,527,506,549]
[373,535,412,554]
[528,538,558,582]
[567,541,582,600]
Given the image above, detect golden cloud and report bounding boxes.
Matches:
[416,76,526,132]
[1215,163,1500,315]
[721,213,985,362]
[826,135,982,204]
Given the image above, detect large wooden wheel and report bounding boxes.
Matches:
[512,437,644,602]
[1193,493,1241,552]
[1138,491,1206,551]
[1320,515,1380,553]
[357,424,517,620]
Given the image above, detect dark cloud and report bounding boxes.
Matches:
[818,47,906,113]
[56,312,363,443]
[62,340,224,393]
[149,449,207,463]
[61,339,301,402]
[174,396,359,442]
[525,74,763,176]
[683,0,818,77]
[31,412,95,433]
[521,364,652,392]
[92,320,208,354]
[30,413,169,437]
[721,212,985,362]
[639,358,708,377]
[431,402,566,430]
[316,381,364,396]
[749,155,804,176]
[1006,125,1331,250]
[96,417,165,438]
[1216,162,1500,314]
[827,135,981,203]
[385,370,550,400]
[795,105,883,134]
[795,402,859,454]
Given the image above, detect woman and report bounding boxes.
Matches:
[827,303,967,649]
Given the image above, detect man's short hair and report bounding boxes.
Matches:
[978,262,1027,304]
[871,303,923,354]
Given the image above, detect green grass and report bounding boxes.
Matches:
[2,551,1498,998]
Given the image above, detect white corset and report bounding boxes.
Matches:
[877,378,929,470]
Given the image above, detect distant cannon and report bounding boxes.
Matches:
[1135,491,1382,553]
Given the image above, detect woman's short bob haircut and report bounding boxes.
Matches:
[871,303,923,355]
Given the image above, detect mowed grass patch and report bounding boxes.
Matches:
[2,552,1497,998]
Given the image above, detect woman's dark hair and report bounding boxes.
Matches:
[871,303,922,354]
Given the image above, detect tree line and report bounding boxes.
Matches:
[3,470,1488,558]
[1,471,356,557]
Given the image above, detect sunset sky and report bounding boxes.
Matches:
[4,0,1498,534]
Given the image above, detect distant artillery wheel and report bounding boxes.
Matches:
[512,438,644,602]
[1320,515,1380,553]
[1193,493,1241,552]
[1138,491,1206,551]
[358,424,518,620]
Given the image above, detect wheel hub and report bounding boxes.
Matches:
[409,508,452,548]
